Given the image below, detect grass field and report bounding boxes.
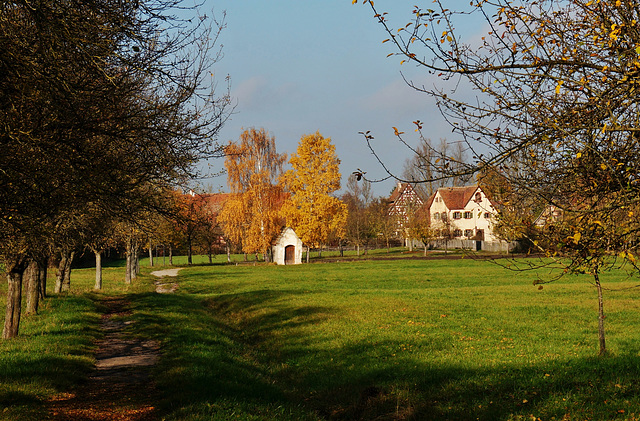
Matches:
[1,254,640,420]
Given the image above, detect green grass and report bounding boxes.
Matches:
[151,246,474,267]
[2,255,640,419]
[0,264,152,420]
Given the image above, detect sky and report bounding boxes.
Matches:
[194,0,484,197]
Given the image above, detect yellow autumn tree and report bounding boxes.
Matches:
[218,128,286,260]
[217,193,246,253]
[281,132,348,256]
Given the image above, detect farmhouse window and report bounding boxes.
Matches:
[453,211,461,219]
[433,212,441,220]
[453,229,462,237]
[484,212,491,219]
[463,211,473,219]
[464,229,473,237]
[475,192,482,202]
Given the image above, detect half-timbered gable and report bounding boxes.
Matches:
[388,182,424,233]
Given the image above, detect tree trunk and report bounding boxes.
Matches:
[306,246,310,263]
[133,247,139,276]
[148,244,154,267]
[25,260,39,315]
[125,239,132,285]
[595,271,607,356]
[187,235,193,265]
[169,244,173,266]
[424,244,428,257]
[37,258,47,300]
[94,250,102,290]
[61,251,74,292]
[3,259,28,339]
[55,250,74,293]
[55,254,68,294]
[226,242,231,263]
[125,252,132,285]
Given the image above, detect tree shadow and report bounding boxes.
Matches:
[123,288,640,420]
[0,295,101,420]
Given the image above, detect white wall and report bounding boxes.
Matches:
[429,188,500,243]
[272,228,303,265]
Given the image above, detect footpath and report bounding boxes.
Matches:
[48,269,182,421]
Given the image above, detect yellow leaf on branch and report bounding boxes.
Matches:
[573,232,581,244]
[555,81,563,94]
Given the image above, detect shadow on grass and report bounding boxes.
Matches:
[126,289,640,420]
[0,295,100,420]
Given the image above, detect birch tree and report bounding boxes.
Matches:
[219,128,286,260]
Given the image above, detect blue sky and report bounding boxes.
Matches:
[197,1,483,196]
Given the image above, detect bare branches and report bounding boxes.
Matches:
[355,0,640,281]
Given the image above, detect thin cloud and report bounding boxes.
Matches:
[360,78,430,114]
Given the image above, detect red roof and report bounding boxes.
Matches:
[200,193,232,212]
[436,185,479,210]
[389,182,410,202]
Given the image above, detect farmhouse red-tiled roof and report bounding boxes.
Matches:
[422,191,435,209]
[437,185,479,210]
[201,193,232,212]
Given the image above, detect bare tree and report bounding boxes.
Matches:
[355,0,640,355]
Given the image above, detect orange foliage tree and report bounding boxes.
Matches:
[218,128,286,261]
[281,132,348,257]
[169,190,215,265]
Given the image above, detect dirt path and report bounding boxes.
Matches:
[48,269,185,419]
[151,268,183,294]
[48,297,161,421]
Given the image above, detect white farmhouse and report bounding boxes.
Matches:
[426,185,503,250]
